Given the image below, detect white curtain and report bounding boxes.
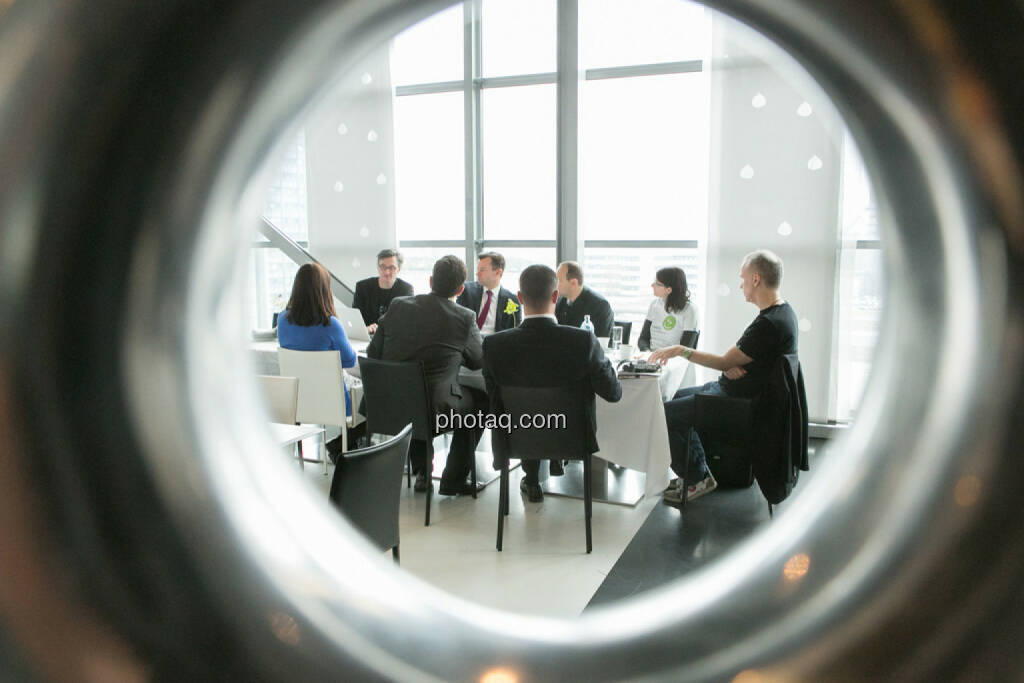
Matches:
[305,45,398,290]
[701,16,844,423]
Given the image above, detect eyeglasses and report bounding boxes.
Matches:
[378,265,398,273]
[651,282,667,288]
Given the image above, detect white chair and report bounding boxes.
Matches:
[278,349,353,474]
[256,375,299,424]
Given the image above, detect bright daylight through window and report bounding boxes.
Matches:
[248,0,886,605]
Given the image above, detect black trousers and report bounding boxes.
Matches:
[409,385,488,487]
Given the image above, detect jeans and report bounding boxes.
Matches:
[663,380,725,482]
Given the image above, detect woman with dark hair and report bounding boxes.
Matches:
[277,263,358,423]
[637,266,700,352]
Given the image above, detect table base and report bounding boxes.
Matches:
[542,458,647,507]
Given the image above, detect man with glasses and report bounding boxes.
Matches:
[457,251,522,336]
[352,248,414,335]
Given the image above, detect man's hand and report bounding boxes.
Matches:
[367,323,378,335]
[648,345,682,366]
[723,366,747,380]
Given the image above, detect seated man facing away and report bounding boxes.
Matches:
[649,249,798,506]
[483,264,622,502]
[366,255,487,496]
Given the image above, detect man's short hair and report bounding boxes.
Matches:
[377,248,403,268]
[743,249,783,289]
[560,260,584,286]
[431,255,467,297]
[477,251,505,272]
[519,264,558,309]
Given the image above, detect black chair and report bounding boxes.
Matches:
[683,353,808,517]
[680,329,700,349]
[492,382,595,553]
[329,424,412,563]
[613,320,632,345]
[358,357,475,527]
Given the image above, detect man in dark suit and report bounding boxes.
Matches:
[457,251,522,336]
[483,264,622,502]
[367,255,487,496]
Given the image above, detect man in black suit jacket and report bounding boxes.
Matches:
[367,255,486,496]
[554,260,614,337]
[483,264,622,502]
[457,251,522,336]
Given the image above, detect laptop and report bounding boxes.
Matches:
[336,305,371,343]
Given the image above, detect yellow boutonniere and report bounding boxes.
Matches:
[503,299,519,315]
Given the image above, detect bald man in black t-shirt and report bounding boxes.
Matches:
[650,249,798,506]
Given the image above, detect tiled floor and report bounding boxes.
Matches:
[294,438,658,618]
[293,435,830,619]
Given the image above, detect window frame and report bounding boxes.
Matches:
[392,0,709,267]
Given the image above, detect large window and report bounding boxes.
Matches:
[250,131,308,330]
[391,0,710,306]
[248,0,882,426]
[835,134,883,422]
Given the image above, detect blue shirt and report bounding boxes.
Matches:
[277,311,358,415]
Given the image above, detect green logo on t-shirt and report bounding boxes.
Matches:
[662,315,677,330]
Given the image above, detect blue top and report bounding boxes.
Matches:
[277,310,358,415]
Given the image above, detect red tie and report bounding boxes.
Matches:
[476,290,493,330]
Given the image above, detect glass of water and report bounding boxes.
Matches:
[611,325,623,349]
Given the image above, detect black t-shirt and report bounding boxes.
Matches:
[718,302,798,398]
[352,277,414,326]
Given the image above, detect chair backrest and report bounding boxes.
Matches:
[278,349,346,427]
[329,423,412,552]
[680,330,700,348]
[613,320,632,345]
[256,375,299,424]
[358,357,433,441]
[493,382,594,461]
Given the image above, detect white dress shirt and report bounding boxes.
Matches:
[478,285,501,336]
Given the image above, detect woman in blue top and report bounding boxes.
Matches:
[277,263,358,424]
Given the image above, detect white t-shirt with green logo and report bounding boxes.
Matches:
[646,298,700,350]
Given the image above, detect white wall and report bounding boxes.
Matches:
[702,17,843,422]
[305,45,398,293]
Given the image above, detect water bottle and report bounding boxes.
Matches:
[580,314,594,334]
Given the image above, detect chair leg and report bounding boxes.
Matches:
[768,503,774,518]
[681,431,692,511]
[584,454,593,554]
[322,429,331,476]
[405,446,412,489]
[296,438,304,470]
[471,454,478,499]
[424,443,433,527]
[496,465,507,551]
[392,545,400,564]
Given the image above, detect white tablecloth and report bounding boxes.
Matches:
[594,376,672,497]
[602,346,693,401]
[655,355,694,401]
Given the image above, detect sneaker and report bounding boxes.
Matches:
[663,474,717,506]
[663,486,685,506]
[663,477,681,493]
[686,473,718,502]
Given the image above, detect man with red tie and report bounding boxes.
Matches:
[457,252,523,336]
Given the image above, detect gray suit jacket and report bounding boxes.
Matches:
[366,293,484,414]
